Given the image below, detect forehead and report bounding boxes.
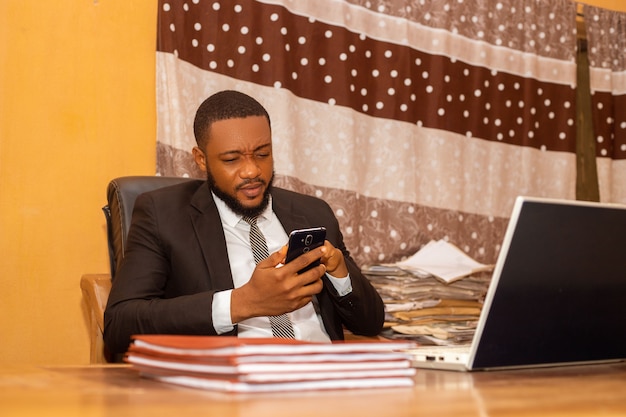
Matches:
[205,115,271,152]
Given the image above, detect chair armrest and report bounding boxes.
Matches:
[80,274,112,332]
[80,274,112,363]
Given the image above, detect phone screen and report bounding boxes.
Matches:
[285,227,326,273]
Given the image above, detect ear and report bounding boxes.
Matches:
[192,146,207,172]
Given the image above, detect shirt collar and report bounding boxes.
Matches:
[212,191,273,228]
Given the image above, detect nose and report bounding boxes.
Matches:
[240,155,261,179]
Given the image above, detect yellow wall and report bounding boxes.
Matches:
[577,0,626,12]
[0,1,157,365]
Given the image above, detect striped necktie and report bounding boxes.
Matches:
[242,215,295,339]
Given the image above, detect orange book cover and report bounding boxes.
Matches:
[128,335,416,357]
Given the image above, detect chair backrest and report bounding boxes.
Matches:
[103,176,195,279]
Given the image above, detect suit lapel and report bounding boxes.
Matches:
[189,183,234,290]
[272,188,308,233]
[187,187,306,290]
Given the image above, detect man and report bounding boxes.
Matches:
[104,90,385,356]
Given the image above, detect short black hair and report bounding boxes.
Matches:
[193,90,271,149]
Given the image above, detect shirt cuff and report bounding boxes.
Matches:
[212,289,235,334]
[325,272,353,296]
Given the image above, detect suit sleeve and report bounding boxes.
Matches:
[315,202,386,338]
[103,193,228,356]
[323,246,386,337]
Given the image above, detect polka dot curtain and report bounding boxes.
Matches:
[155,0,579,267]
[584,5,626,204]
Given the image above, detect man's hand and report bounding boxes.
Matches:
[230,246,326,323]
[320,240,349,278]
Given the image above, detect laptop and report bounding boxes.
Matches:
[407,196,626,371]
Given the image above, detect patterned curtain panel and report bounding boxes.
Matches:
[584,5,626,204]
[156,0,577,267]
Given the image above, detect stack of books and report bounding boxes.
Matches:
[125,335,417,393]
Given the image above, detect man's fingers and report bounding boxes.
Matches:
[257,249,288,268]
[281,246,326,273]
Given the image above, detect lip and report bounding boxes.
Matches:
[238,182,264,199]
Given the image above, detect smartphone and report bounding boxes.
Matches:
[285,227,327,274]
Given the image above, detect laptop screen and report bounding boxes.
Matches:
[470,197,626,369]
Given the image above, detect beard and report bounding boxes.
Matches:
[207,170,274,218]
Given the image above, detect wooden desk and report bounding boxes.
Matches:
[1,363,625,416]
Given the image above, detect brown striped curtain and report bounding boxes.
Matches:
[155,0,580,267]
[583,5,626,204]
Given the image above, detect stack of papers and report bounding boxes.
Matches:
[363,240,494,346]
[126,335,417,393]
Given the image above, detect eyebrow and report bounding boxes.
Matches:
[218,143,272,157]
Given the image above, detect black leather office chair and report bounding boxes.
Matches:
[103,176,195,280]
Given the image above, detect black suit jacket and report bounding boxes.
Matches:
[103,180,384,355]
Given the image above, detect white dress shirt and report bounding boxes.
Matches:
[211,193,352,342]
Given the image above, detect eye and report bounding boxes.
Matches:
[222,156,239,163]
